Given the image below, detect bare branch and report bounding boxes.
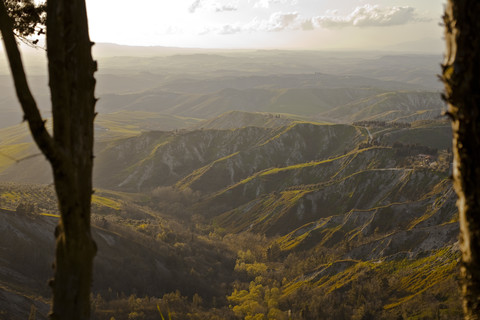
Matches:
[0,0,58,164]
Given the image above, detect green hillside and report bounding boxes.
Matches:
[0,123,460,319]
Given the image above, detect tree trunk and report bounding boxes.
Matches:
[0,0,97,319]
[442,1,480,318]
[47,1,97,319]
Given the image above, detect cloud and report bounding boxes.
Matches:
[197,4,427,36]
[189,0,238,13]
[215,4,238,12]
[314,4,428,28]
[218,24,243,34]
[267,12,299,31]
[200,11,303,35]
[301,19,314,31]
[249,11,300,32]
[188,0,202,13]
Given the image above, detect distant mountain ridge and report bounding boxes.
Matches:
[96,78,443,121]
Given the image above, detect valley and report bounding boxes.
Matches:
[0,48,460,319]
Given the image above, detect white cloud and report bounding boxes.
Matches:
[196,4,429,37]
[252,11,300,31]
[218,24,243,34]
[314,4,429,28]
[200,12,300,35]
[188,0,202,13]
[301,19,314,31]
[268,11,299,31]
[189,0,238,13]
[199,23,243,36]
[201,10,311,36]
[215,4,238,12]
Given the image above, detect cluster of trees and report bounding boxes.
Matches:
[225,241,462,319]
[90,290,235,320]
[85,219,463,320]
[392,142,438,157]
[150,186,201,219]
[0,183,58,213]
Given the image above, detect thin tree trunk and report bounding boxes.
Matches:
[0,0,97,319]
[442,1,480,318]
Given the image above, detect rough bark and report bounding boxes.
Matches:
[442,1,480,319]
[46,1,97,319]
[0,1,97,319]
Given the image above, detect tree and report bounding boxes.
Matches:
[2,0,45,46]
[0,1,97,319]
[442,1,480,318]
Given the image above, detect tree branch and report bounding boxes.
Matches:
[0,0,58,164]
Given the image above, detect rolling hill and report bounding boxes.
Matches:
[0,110,458,319]
[0,48,459,319]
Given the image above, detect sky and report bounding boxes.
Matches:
[85,0,445,51]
